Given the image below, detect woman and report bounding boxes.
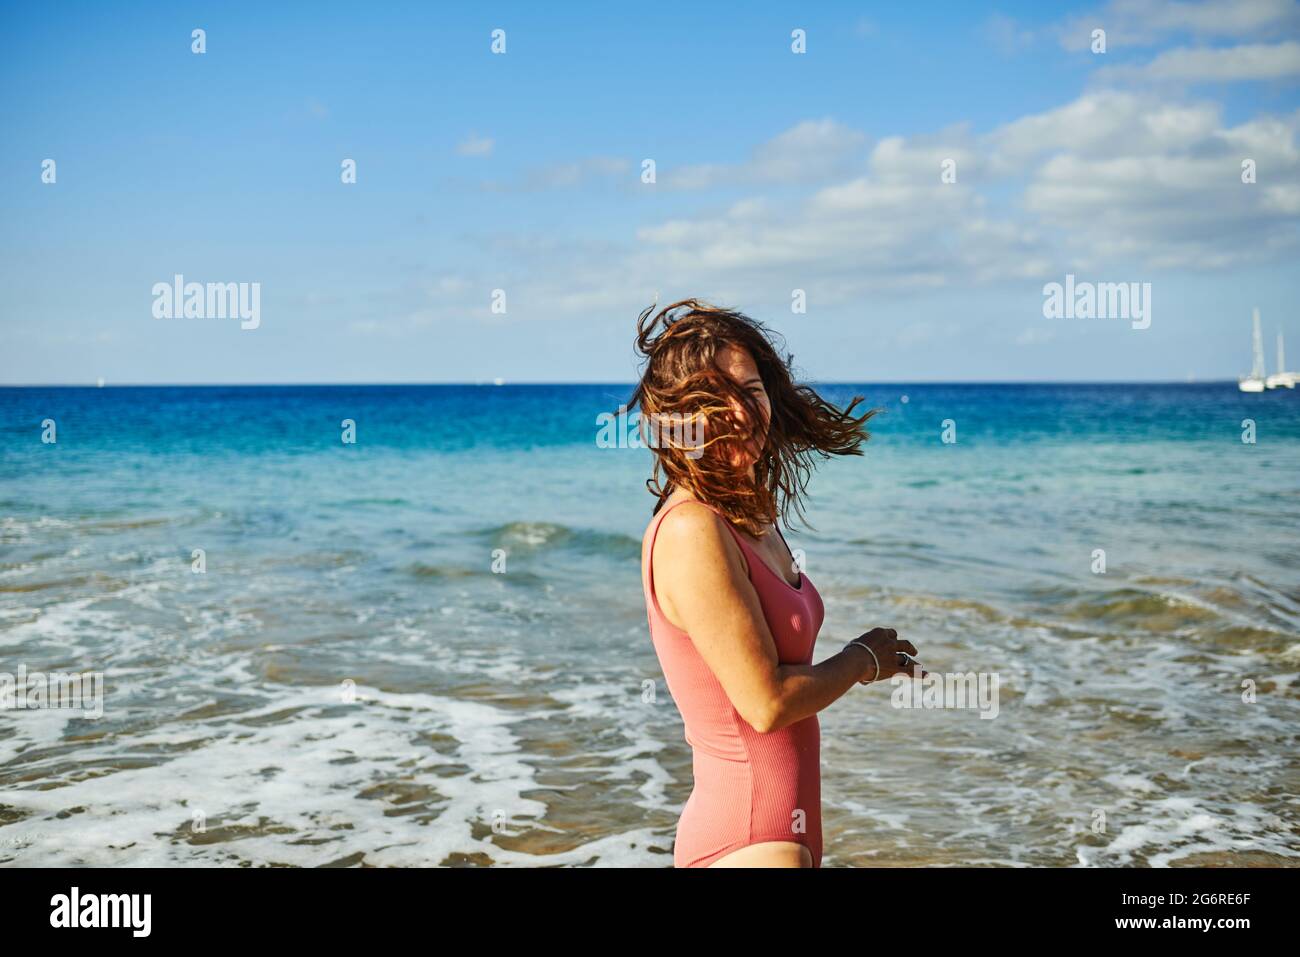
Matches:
[631,299,925,868]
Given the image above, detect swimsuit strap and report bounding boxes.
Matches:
[652,496,747,545]
[650,497,795,584]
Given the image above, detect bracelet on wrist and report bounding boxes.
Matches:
[845,638,879,685]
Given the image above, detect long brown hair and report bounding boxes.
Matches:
[626,298,877,536]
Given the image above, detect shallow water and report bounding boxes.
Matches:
[1,384,1297,866]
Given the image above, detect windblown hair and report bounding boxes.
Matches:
[626,299,877,536]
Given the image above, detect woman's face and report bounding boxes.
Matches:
[715,343,770,468]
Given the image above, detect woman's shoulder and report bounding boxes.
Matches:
[646,496,719,539]
[645,497,747,572]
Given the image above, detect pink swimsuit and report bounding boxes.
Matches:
[642,498,826,867]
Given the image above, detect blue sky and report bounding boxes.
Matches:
[2,0,1298,383]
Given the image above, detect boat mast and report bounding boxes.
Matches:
[1252,307,1266,379]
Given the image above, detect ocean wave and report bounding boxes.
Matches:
[473,522,640,559]
[403,563,547,588]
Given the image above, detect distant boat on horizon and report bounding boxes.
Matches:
[1239,307,1266,392]
[1265,328,1297,390]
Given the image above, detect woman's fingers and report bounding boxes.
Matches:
[891,659,927,680]
[859,628,928,679]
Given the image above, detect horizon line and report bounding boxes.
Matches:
[0,378,1249,388]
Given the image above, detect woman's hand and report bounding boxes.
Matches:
[847,628,927,682]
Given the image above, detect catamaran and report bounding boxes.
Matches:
[1239,307,1267,392]
[1265,329,1296,389]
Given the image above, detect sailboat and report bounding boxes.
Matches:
[1265,329,1296,389]
[1238,307,1266,392]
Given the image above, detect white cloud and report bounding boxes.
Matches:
[983,12,1039,55]
[1015,325,1058,345]
[1118,39,1300,80]
[665,118,867,189]
[391,88,1299,328]
[624,91,1300,296]
[1059,0,1300,50]
[456,133,495,157]
[989,91,1220,165]
[481,156,629,192]
[1010,96,1300,269]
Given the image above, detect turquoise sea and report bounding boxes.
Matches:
[1,383,1298,866]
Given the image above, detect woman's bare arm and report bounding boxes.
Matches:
[653,502,910,733]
